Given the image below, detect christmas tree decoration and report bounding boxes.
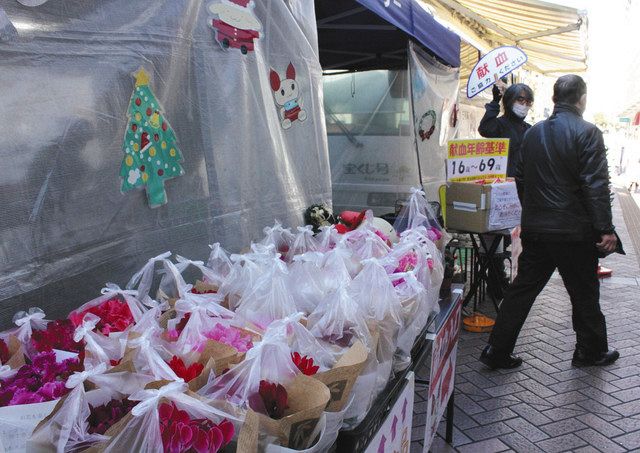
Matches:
[119,68,184,208]
[209,0,262,54]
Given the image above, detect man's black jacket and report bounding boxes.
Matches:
[478,99,531,177]
[515,103,614,241]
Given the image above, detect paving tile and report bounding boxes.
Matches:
[512,390,555,407]
[485,383,526,398]
[575,428,627,453]
[540,406,586,421]
[612,399,640,417]
[456,438,510,453]
[424,436,455,452]
[614,429,640,450]
[477,396,519,412]
[611,386,640,403]
[576,413,625,437]
[453,393,485,416]
[576,399,622,417]
[612,416,640,432]
[504,417,549,442]
[545,390,590,407]
[540,418,589,437]
[610,375,640,390]
[535,433,588,453]
[498,432,545,453]
[509,403,553,425]
[435,423,472,447]
[464,421,514,442]
[516,379,556,398]
[577,387,622,406]
[548,378,590,393]
[471,407,518,425]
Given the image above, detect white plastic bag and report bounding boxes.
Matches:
[126,252,184,308]
[73,314,125,368]
[70,283,148,326]
[167,291,235,357]
[174,255,223,289]
[27,363,154,453]
[218,254,263,311]
[348,258,402,394]
[261,221,295,257]
[511,226,522,281]
[288,254,326,315]
[235,259,298,330]
[12,308,47,346]
[103,380,240,453]
[207,243,232,284]
[392,271,428,372]
[285,226,319,262]
[198,333,300,408]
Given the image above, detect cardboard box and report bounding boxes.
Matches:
[445,181,521,233]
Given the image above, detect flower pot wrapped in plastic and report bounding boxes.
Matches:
[285,226,319,262]
[73,314,126,369]
[393,187,449,252]
[266,314,367,412]
[235,258,298,330]
[126,251,186,309]
[87,380,241,453]
[217,254,263,311]
[288,253,326,315]
[390,271,429,372]
[68,284,148,337]
[348,258,402,397]
[260,221,295,258]
[0,351,82,452]
[199,333,329,450]
[27,362,154,452]
[306,286,376,428]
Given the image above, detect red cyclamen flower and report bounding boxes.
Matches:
[167,356,204,383]
[251,380,289,420]
[291,352,319,376]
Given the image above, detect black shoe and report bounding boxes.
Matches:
[480,345,523,370]
[572,349,620,367]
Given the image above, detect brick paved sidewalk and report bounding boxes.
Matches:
[413,189,640,452]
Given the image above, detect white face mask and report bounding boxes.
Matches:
[512,103,530,118]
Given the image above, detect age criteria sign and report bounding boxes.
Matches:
[447,138,509,182]
[466,46,528,98]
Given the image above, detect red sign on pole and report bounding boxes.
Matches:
[423,296,463,451]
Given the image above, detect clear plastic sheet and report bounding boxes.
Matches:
[0,0,330,327]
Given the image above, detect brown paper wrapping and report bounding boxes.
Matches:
[238,374,330,451]
[314,340,368,412]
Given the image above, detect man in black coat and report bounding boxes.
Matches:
[480,74,619,369]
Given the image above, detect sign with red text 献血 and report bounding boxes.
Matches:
[447,138,509,182]
[466,46,528,98]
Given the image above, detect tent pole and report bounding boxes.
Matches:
[408,43,425,191]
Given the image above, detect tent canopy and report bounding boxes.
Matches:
[315,0,461,70]
[423,0,587,86]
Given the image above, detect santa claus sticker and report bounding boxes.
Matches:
[208,0,262,54]
[269,62,308,130]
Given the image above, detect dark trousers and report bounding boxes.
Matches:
[489,238,608,355]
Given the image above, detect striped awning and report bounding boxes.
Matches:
[422,0,587,88]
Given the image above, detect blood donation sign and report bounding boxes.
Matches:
[466,46,527,98]
[446,138,509,182]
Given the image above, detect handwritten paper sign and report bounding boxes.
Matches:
[488,182,521,230]
[467,46,528,98]
[447,138,509,182]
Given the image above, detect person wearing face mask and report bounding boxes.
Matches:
[478,82,534,177]
[476,82,534,302]
[480,74,621,370]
